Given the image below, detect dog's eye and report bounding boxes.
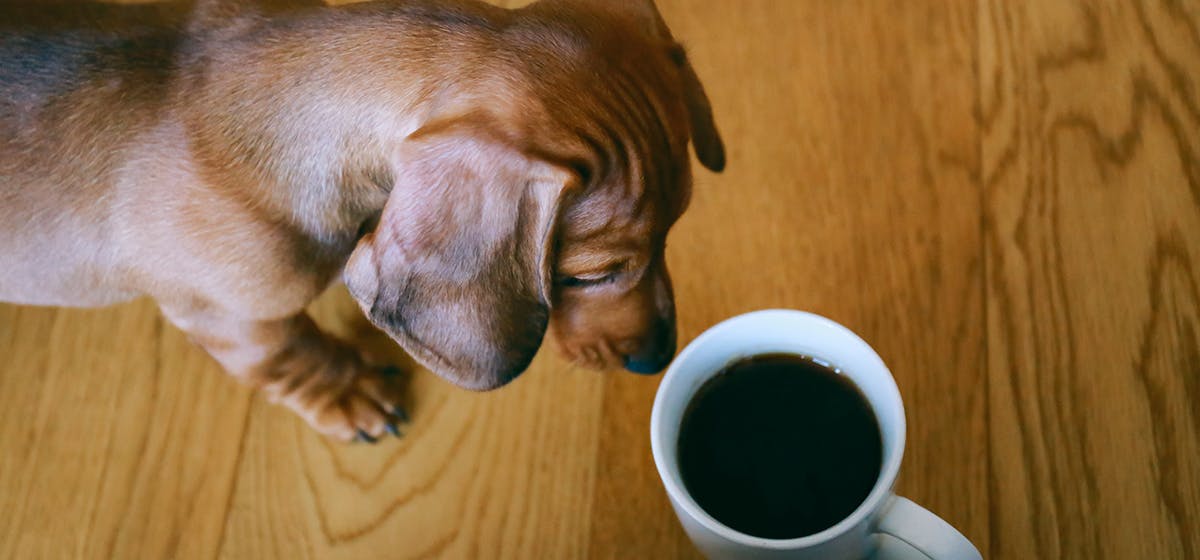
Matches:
[557,273,616,288]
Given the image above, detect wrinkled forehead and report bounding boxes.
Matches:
[515,18,697,249]
[556,89,693,249]
[558,156,692,249]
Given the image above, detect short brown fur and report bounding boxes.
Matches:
[0,0,723,441]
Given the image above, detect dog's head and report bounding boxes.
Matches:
[344,0,723,390]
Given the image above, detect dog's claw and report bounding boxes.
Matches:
[356,429,377,444]
[385,423,402,437]
[391,405,410,424]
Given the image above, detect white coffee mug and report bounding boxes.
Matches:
[650,310,982,560]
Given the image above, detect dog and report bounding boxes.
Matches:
[0,0,724,442]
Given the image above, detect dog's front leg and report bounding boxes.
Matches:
[161,307,406,442]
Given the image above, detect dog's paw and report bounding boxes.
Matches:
[272,362,410,443]
[339,365,410,443]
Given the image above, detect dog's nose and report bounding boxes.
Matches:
[622,319,676,375]
[623,354,670,374]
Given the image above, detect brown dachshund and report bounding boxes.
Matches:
[0,0,724,442]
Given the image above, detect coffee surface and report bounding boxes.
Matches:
[677,353,883,539]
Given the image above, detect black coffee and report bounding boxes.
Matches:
[677,353,883,539]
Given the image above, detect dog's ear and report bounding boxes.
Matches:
[670,44,726,172]
[344,120,577,391]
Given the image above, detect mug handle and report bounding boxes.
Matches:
[873,496,982,560]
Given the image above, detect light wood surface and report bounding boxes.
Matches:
[1,1,1196,558]
[983,1,1200,558]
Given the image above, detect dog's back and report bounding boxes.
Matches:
[0,4,187,305]
[0,0,464,307]
[0,3,185,132]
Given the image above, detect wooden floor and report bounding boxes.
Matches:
[2,1,1198,558]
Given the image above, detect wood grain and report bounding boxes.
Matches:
[982,1,1200,559]
[0,0,1196,558]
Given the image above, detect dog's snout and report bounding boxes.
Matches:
[622,318,677,375]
